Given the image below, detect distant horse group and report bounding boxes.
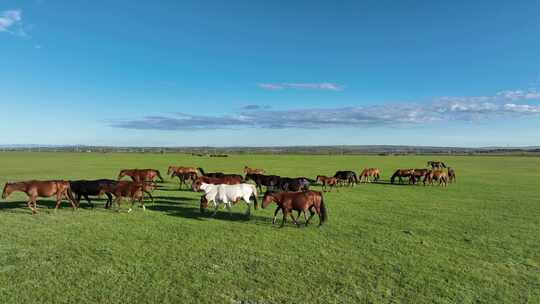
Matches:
[390,161,456,187]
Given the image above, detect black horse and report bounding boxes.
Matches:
[245,173,281,193]
[333,171,358,187]
[69,179,117,208]
[279,177,311,192]
[197,168,243,180]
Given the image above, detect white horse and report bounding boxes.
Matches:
[199,183,258,216]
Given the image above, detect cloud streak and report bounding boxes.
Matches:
[109,88,540,131]
[0,9,25,36]
[258,82,343,91]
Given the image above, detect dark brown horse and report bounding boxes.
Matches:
[427,161,447,169]
[316,175,338,192]
[448,167,456,183]
[390,169,415,184]
[359,168,381,183]
[171,171,198,189]
[2,180,77,214]
[191,176,243,191]
[410,169,430,185]
[262,191,327,227]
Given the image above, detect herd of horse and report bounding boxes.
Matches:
[1,161,455,227]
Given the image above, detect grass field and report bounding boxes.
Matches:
[0,152,538,303]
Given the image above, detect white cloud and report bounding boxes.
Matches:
[258,82,343,91]
[497,89,540,101]
[0,9,26,36]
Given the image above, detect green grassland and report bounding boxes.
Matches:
[0,152,538,303]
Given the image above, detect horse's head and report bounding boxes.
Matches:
[2,182,16,199]
[117,170,128,180]
[199,195,208,213]
[261,191,277,209]
[192,179,203,192]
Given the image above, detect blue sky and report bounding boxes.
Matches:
[1,0,540,147]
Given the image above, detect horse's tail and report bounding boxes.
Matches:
[390,170,398,184]
[353,173,358,184]
[441,162,447,168]
[319,193,327,224]
[197,167,205,176]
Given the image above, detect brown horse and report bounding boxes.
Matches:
[118,169,164,183]
[315,175,338,192]
[448,167,456,183]
[427,161,447,169]
[423,170,449,187]
[410,169,430,185]
[167,166,199,177]
[390,169,415,184]
[244,166,265,174]
[359,168,381,183]
[2,180,77,214]
[100,181,154,212]
[171,171,198,189]
[262,191,327,227]
[191,176,243,191]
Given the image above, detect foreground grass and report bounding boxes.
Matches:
[0,152,538,303]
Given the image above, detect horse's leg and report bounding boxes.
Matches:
[212,201,218,216]
[243,196,251,216]
[290,212,299,227]
[84,194,93,208]
[27,196,37,214]
[105,193,112,209]
[306,207,315,225]
[280,209,288,228]
[303,210,309,226]
[55,192,63,211]
[272,206,280,225]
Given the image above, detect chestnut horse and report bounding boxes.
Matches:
[118,169,164,183]
[262,190,327,227]
[316,175,338,192]
[423,170,449,187]
[100,181,154,212]
[359,168,381,183]
[390,169,414,184]
[243,166,265,174]
[167,166,199,177]
[2,180,77,214]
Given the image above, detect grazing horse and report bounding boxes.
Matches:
[118,169,164,183]
[333,171,358,187]
[167,166,199,177]
[427,161,447,169]
[410,169,430,185]
[447,167,456,183]
[390,169,415,184]
[69,179,116,208]
[171,171,198,190]
[359,168,381,183]
[2,180,77,214]
[243,166,265,174]
[244,173,281,193]
[315,175,338,192]
[100,181,154,212]
[262,191,327,227]
[198,183,258,216]
[423,170,449,187]
[192,176,243,191]
[279,177,311,192]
